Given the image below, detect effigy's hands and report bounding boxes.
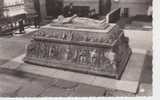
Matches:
[52,15,64,24]
[53,14,78,24]
[66,14,78,23]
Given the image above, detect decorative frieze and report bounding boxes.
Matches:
[24,24,131,79]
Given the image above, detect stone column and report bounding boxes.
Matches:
[0,0,4,18]
[39,0,47,20]
[24,0,36,13]
[99,0,111,15]
[111,0,120,10]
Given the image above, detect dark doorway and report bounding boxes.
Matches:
[46,0,63,18]
[99,0,111,15]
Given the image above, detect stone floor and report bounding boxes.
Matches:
[0,26,152,97]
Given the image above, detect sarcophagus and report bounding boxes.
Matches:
[24,24,132,79]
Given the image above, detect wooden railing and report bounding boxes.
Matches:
[0,13,39,35]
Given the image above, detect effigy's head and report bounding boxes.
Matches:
[57,15,65,23]
[57,15,64,21]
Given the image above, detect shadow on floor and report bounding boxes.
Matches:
[140,54,152,84]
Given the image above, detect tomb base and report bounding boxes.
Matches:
[24,24,132,79]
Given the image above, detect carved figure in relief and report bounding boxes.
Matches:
[34,42,40,57]
[64,47,70,61]
[90,49,98,65]
[105,50,116,62]
[62,32,67,40]
[67,32,73,41]
[104,50,117,71]
[38,43,44,58]
[27,42,35,57]
[49,46,57,58]
[42,43,49,58]
[79,49,88,64]
[73,50,78,61]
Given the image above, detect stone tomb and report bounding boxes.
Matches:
[24,24,132,79]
